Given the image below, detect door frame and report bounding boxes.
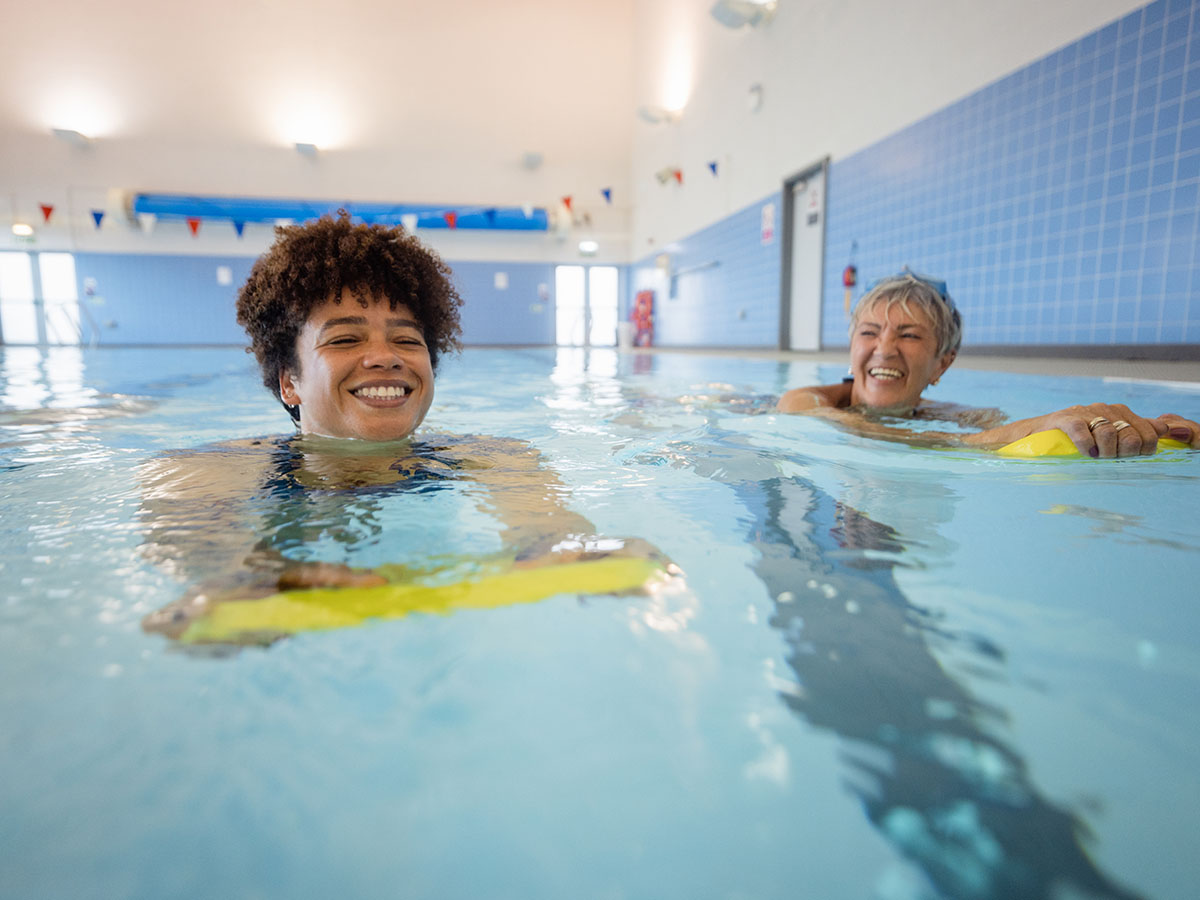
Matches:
[778,156,830,351]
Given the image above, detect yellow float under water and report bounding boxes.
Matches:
[996,429,1188,458]
[179,556,667,645]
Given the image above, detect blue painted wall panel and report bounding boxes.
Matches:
[71,253,561,347]
[450,261,556,345]
[74,253,253,345]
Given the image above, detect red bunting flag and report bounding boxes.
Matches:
[444,211,457,229]
[673,169,683,185]
[562,195,573,212]
[40,204,54,224]
[187,217,201,237]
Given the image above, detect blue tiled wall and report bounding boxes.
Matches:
[70,254,560,346]
[637,0,1200,349]
[824,0,1200,348]
[630,198,783,347]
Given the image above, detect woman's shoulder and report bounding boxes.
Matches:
[778,382,853,413]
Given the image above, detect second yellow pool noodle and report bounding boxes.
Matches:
[180,555,666,644]
[997,429,1188,458]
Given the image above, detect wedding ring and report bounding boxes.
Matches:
[1088,417,1109,431]
[1112,420,1132,431]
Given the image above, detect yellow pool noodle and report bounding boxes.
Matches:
[180,556,665,644]
[996,429,1188,458]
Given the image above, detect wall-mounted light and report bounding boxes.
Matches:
[294,142,319,158]
[637,105,682,125]
[12,223,34,236]
[52,128,93,147]
[578,240,599,256]
[747,83,764,112]
[710,0,777,29]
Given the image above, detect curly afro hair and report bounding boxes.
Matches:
[236,212,463,423]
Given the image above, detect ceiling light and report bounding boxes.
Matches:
[710,0,777,29]
[12,223,34,236]
[52,128,92,147]
[294,142,318,158]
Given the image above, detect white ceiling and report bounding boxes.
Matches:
[1,0,635,202]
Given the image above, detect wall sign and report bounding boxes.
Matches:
[761,202,776,245]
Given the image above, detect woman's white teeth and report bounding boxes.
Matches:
[869,368,903,380]
[355,385,408,398]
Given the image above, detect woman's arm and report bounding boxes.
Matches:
[801,403,1199,458]
[777,381,853,412]
[960,404,1199,456]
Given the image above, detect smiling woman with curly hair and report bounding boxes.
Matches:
[236,211,463,434]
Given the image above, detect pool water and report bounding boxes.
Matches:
[2,344,1198,900]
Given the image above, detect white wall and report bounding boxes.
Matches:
[631,0,1147,256]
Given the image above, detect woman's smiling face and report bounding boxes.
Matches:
[848,300,956,412]
[278,288,434,441]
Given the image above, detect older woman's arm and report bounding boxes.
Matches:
[778,381,853,412]
[794,403,1199,458]
[959,404,1200,457]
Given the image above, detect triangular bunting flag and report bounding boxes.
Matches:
[444,211,457,229]
[601,188,612,204]
[562,196,573,212]
[187,217,201,237]
[521,203,533,219]
[484,208,497,226]
[138,212,157,233]
[40,204,54,224]
[233,220,246,238]
[673,169,683,185]
[401,213,418,232]
[91,210,104,229]
[708,161,718,176]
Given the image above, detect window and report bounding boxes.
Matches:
[39,253,81,346]
[0,252,82,346]
[0,252,38,344]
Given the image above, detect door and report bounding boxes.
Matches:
[780,159,827,351]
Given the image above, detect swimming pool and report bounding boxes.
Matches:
[2,344,1197,900]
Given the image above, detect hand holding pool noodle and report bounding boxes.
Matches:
[997,429,1188,458]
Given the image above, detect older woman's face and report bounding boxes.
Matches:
[278,288,434,441]
[848,300,955,412]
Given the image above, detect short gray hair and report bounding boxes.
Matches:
[849,271,962,357]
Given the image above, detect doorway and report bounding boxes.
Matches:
[779,158,829,351]
[555,265,618,347]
